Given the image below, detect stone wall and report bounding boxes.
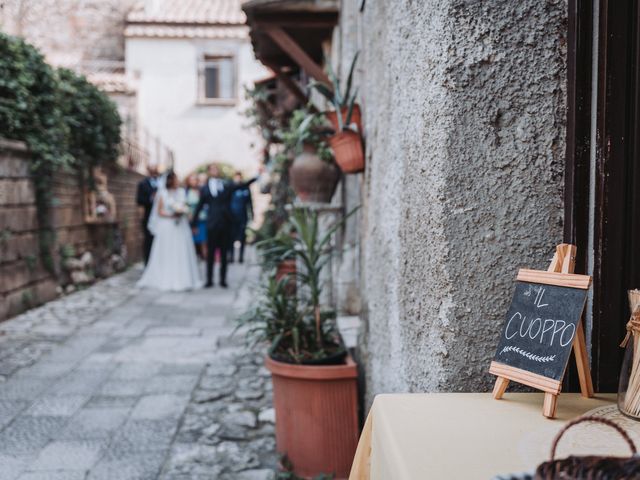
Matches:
[0,0,138,66]
[334,0,567,401]
[0,139,144,321]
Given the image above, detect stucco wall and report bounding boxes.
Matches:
[125,36,268,176]
[337,0,567,400]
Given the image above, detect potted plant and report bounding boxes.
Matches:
[327,97,365,174]
[311,53,362,133]
[239,208,359,479]
[255,224,297,291]
[283,109,340,203]
[312,55,365,174]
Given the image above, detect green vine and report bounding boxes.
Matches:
[57,67,122,186]
[0,33,121,274]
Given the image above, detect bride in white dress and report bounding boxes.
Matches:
[137,172,203,291]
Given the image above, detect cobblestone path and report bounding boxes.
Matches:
[0,260,277,479]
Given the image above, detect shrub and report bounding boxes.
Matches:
[57,68,121,177]
[0,33,122,271]
[0,33,72,174]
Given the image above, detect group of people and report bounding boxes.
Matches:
[135,163,256,291]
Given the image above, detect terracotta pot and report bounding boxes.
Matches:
[329,130,365,174]
[266,354,359,479]
[275,259,296,282]
[326,104,362,133]
[289,145,340,203]
[275,259,296,294]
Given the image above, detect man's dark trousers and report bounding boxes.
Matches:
[206,226,230,285]
[136,176,157,265]
[143,228,153,265]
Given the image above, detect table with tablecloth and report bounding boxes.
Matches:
[347,392,640,479]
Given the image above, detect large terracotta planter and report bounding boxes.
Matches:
[288,145,340,203]
[329,130,365,174]
[265,354,359,479]
[326,104,362,133]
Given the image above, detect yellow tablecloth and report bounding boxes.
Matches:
[349,393,623,479]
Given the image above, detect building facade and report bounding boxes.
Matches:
[1,0,267,176]
[125,0,269,176]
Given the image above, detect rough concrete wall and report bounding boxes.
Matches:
[349,0,567,401]
[125,36,268,176]
[330,0,364,315]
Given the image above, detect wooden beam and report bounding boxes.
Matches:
[262,26,330,84]
[253,19,337,29]
[274,69,309,104]
[261,61,309,105]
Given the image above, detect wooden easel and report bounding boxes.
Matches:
[489,243,594,418]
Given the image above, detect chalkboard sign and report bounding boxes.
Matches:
[493,282,588,381]
[489,244,593,418]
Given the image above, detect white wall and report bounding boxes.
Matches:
[125,35,268,177]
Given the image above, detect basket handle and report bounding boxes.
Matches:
[550,416,637,460]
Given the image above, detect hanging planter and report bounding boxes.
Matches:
[326,103,362,133]
[329,129,365,174]
[289,144,340,203]
[311,52,365,175]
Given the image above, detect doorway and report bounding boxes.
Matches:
[566,0,640,392]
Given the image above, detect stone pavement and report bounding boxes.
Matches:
[0,259,277,479]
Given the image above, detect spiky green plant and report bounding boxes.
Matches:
[238,207,359,363]
[311,52,360,132]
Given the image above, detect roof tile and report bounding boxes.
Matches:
[127,0,246,25]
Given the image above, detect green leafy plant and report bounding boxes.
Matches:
[255,223,296,271]
[239,207,358,364]
[287,207,359,350]
[244,84,280,142]
[238,277,313,362]
[190,161,235,179]
[280,108,333,163]
[311,52,360,132]
[0,34,72,272]
[57,68,121,184]
[0,34,122,273]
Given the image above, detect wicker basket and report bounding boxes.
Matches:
[534,416,640,479]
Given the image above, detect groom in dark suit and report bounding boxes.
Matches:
[136,165,159,265]
[192,164,258,288]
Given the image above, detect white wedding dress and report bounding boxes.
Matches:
[137,187,203,291]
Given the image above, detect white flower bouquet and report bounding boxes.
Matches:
[167,198,188,224]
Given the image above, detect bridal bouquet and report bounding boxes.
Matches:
[168,198,188,224]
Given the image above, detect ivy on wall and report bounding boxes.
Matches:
[0,33,122,273]
[57,68,122,182]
